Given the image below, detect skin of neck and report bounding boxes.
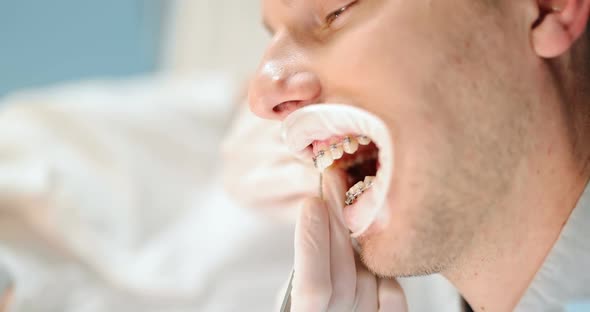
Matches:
[443,40,590,312]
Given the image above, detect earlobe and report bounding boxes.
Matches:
[532,0,590,58]
[532,14,572,58]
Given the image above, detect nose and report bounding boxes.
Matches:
[248,57,322,121]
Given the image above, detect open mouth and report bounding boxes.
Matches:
[311,135,379,206]
[282,104,393,236]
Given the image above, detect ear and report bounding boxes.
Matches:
[532,0,590,58]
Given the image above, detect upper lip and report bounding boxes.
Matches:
[281,104,394,236]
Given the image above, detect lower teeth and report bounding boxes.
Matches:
[345,176,375,205]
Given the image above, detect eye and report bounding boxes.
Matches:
[325,1,358,26]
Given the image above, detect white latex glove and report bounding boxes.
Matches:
[291,196,407,312]
[222,104,317,219]
[224,106,407,310]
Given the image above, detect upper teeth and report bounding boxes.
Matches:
[342,136,359,154]
[313,135,371,172]
[314,150,334,171]
[330,144,344,160]
[313,135,371,171]
[357,135,371,145]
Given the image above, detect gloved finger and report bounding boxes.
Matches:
[352,258,378,312]
[377,278,408,312]
[324,171,357,311]
[292,197,332,312]
[227,161,317,210]
[327,212,357,311]
[223,150,317,214]
[221,105,317,215]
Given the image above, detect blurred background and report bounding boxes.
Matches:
[0,0,268,96]
[0,1,295,312]
[0,0,163,96]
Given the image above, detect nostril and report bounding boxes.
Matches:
[249,67,322,120]
[273,101,304,114]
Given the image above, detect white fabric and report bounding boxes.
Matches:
[0,75,295,312]
[516,183,590,311]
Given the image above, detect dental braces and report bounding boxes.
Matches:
[345,191,363,206]
[312,135,371,169]
[313,150,326,169]
[345,177,375,206]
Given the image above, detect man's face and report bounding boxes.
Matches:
[250,0,539,277]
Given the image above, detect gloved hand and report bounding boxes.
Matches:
[291,196,407,312]
[223,106,408,310]
[222,104,317,219]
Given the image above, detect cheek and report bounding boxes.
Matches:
[317,4,451,123]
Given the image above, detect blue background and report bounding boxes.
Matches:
[0,0,165,97]
[567,302,590,312]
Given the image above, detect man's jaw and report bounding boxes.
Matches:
[281,104,394,237]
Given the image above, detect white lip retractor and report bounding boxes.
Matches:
[282,104,394,237]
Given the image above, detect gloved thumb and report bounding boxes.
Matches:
[377,278,408,311]
[292,197,332,312]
